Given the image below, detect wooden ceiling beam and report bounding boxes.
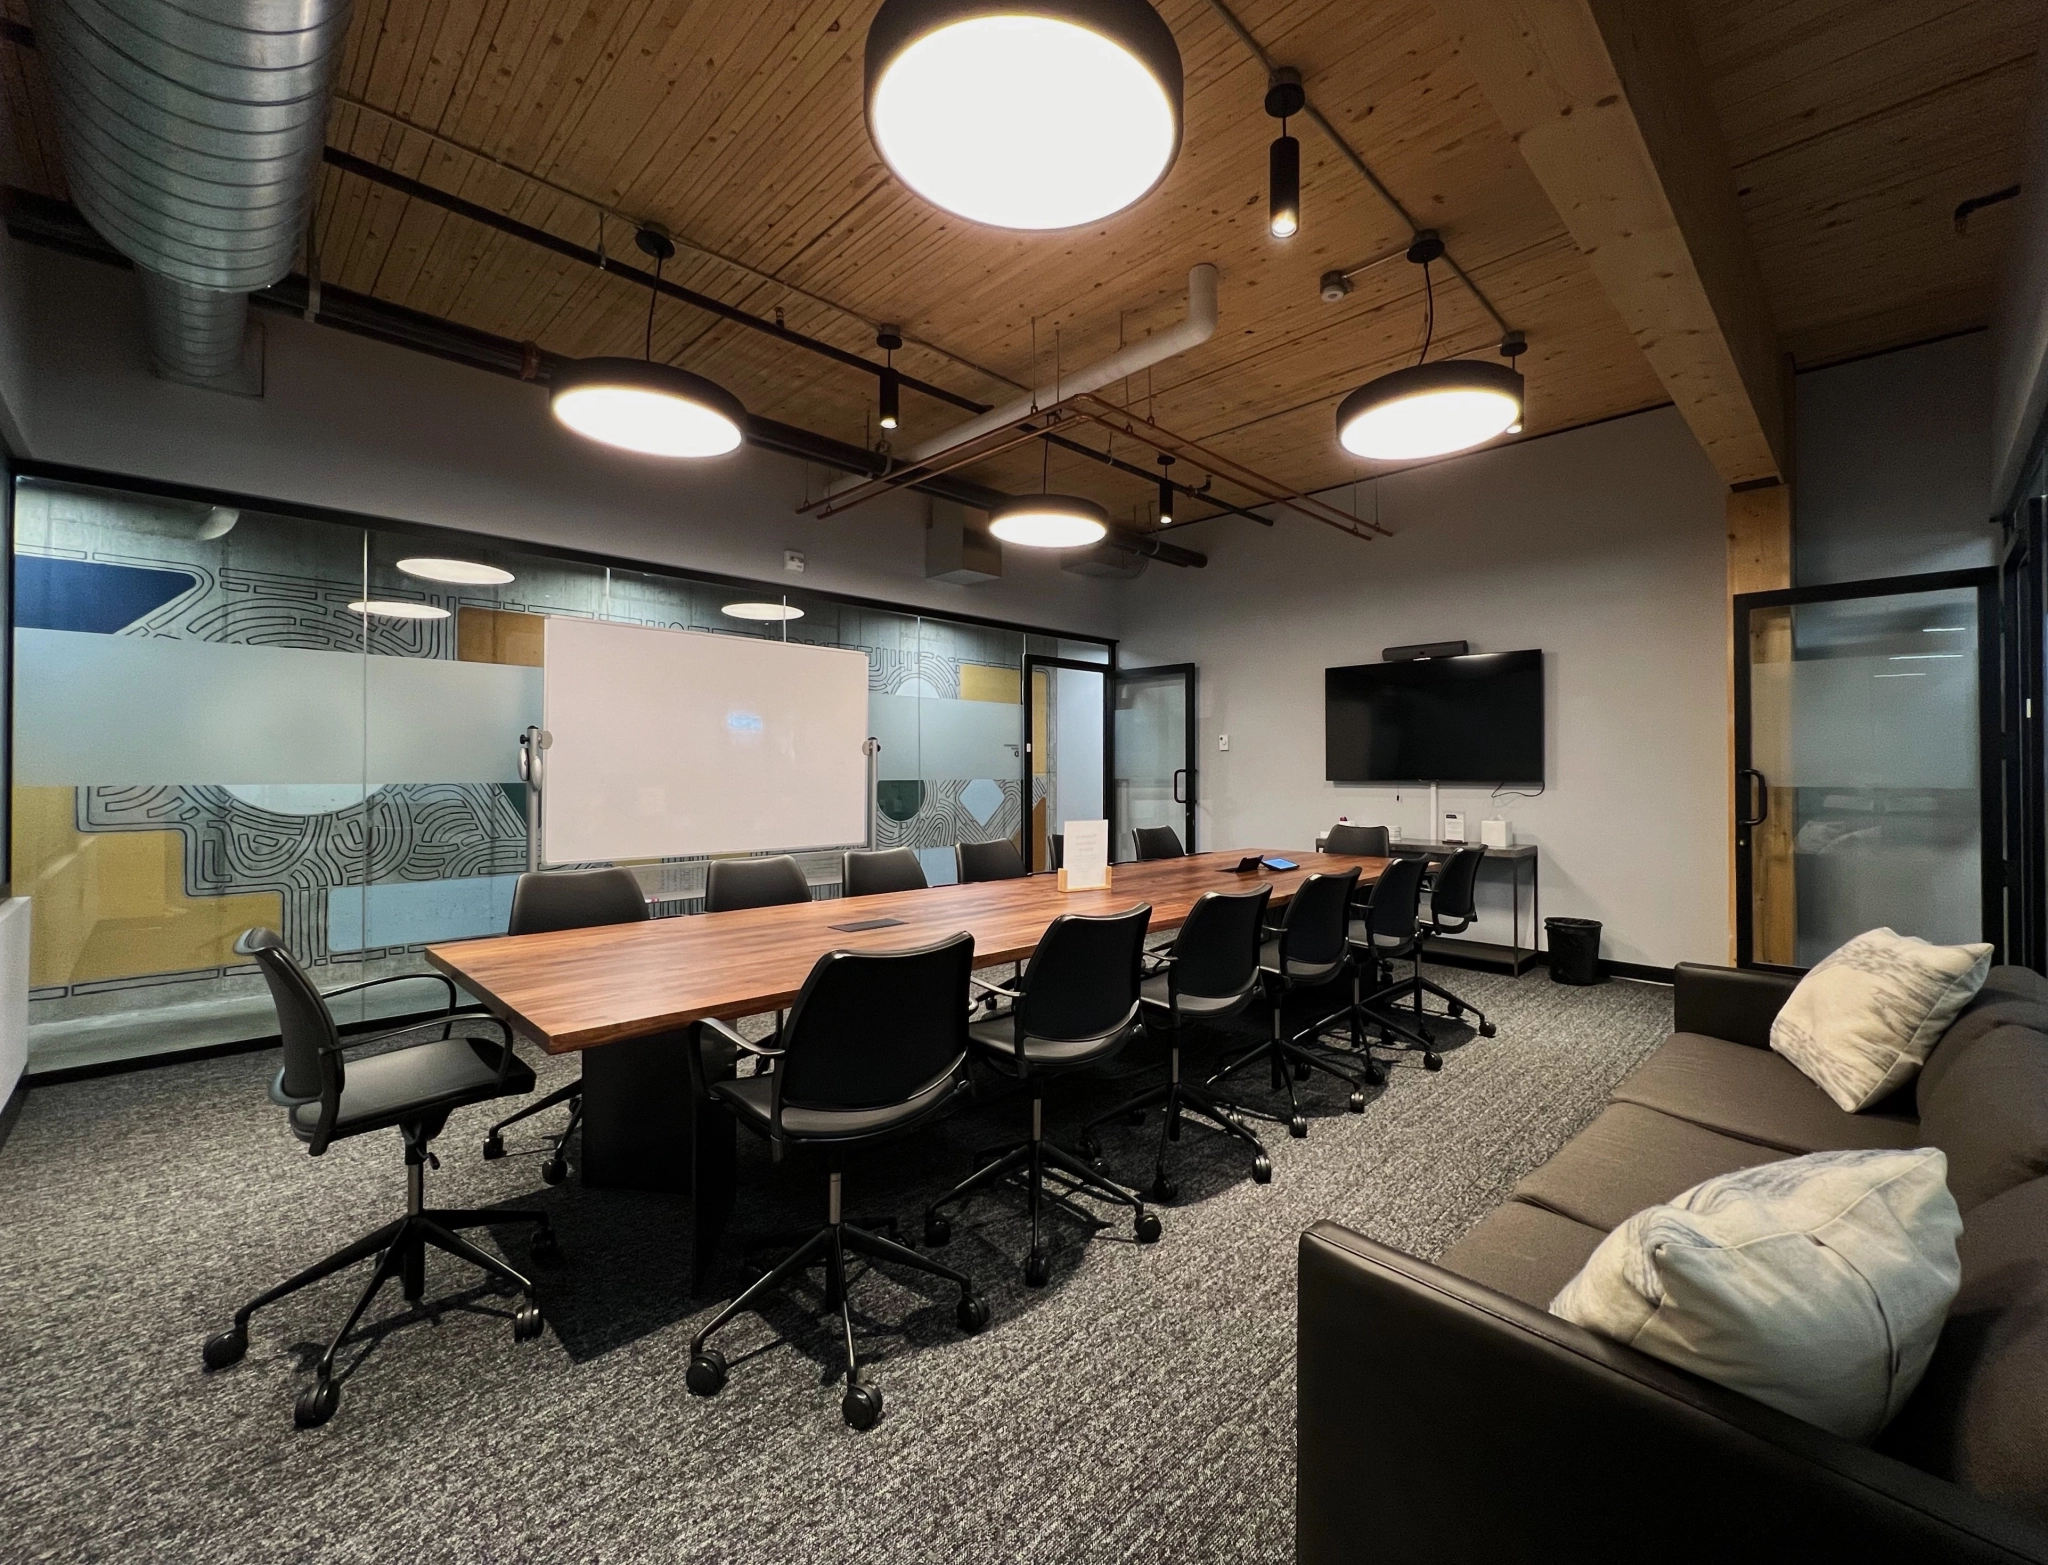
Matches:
[1431,0,1789,485]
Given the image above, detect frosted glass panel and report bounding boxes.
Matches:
[870,693,1021,781]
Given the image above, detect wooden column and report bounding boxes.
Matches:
[1728,483,1795,963]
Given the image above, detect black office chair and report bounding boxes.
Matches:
[1048,832,1064,871]
[1131,825,1186,861]
[683,934,988,1430]
[1081,885,1275,1199]
[482,867,648,1182]
[956,838,1027,883]
[705,853,812,912]
[1415,846,1498,1037]
[842,846,929,896]
[206,929,556,1428]
[1210,869,1369,1137]
[924,906,1161,1286]
[1323,854,1444,1071]
[1325,823,1391,857]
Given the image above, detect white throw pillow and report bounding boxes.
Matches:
[1550,1148,1962,1442]
[1769,927,1992,1111]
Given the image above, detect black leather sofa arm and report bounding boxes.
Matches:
[1297,1222,2048,1565]
[1671,961,1799,1049]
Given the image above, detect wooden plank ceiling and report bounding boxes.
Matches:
[0,0,2036,535]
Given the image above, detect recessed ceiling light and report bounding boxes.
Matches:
[397,557,515,586]
[550,358,746,458]
[988,494,1109,549]
[865,0,1183,230]
[348,600,451,620]
[1337,360,1525,461]
[1922,626,1965,633]
[722,601,805,621]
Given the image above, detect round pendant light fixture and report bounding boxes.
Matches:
[349,599,451,620]
[1334,232,1526,462]
[865,0,1183,230]
[989,493,1109,548]
[722,601,805,622]
[397,557,515,586]
[551,229,746,458]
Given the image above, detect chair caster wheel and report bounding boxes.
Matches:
[1134,1211,1163,1244]
[482,1132,505,1161]
[1289,1115,1309,1139]
[956,1294,990,1334]
[924,1214,951,1247]
[1077,1134,1101,1161]
[541,1154,567,1186]
[1023,1250,1052,1288]
[513,1302,544,1342]
[1366,1062,1388,1087]
[1348,1090,1367,1113]
[530,1227,563,1267]
[293,1377,339,1429]
[1150,1173,1178,1203]
[203,1325,247,1370]
[841,1382,883,1430]
[1424,1053,1443,1073]
[1251,1154,1272,1184]
[686,1348,728,1397]
[1448,1005,1466,1021]
[1479,1022,1497,1039]
[1292,1060,1312,1082]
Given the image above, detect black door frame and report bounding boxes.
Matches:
[1999,501,2046,972]
[1113,662,1199,857]
[1732,566,2000,972]
[1022,654,1117,872]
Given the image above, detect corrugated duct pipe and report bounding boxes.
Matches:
[35,0,352,383]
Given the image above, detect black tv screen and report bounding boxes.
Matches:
[1325,652,1544,785]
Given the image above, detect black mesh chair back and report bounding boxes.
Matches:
[510,866,649,933]
[956,838,1027,883]
[1048,833,1064,871]
[775,934,975,1116]
[1362,855,1428,947]
[1429,846,1488,933]
[236,927,339,1103]
[1131,825,1185,862]
[1010,905,1151,1049]
[1171,886,1272,1001]
[1278,868,1361,969]
[841,847,929,897]
[704,855,810,913]
[1325,823,1390,857]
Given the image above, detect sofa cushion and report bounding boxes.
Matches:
[1880,1175,2048,1524]
[1769,929,1992,1111]
[1436,1200,1606,1310]
[1551,1148,1963,1443]
[1609,1033,1920,1155]
[1514,1103,1782,1232]
[1920,995,2048,1111]
[1918,1027,2048,1212]
[1980,964,2048,1006]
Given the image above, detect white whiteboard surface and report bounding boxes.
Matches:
[543,618,870,864]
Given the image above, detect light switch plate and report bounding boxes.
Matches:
[1218,734,1229,751]
[784,549,806,573]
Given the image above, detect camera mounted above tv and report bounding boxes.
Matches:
[1382,639,1470,662]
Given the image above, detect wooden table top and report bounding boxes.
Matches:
[426,849,1388,1053]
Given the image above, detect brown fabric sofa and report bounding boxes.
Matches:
[1298,962,2048,1564]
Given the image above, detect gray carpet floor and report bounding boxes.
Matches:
[0,966,1671,1564]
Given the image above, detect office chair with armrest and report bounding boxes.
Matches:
[206,928,557,1428]
[956,838,1027,883]
[842,846,929,896]
[1080,885,1275,1199]
[705,854,812,912]
[1209,869,1369,1137]
[1412,846,1497,1036]
[684,934,988,1430]
[1131,825,1185,861]
[1319,854,1443,1071]
[924,906,1161,1286]
[1324,823,1390,857]
[482,866,648,1182]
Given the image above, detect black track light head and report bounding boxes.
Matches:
[1156,453,1176,526]
[1265,67,1303,240]
[877,324,902,429]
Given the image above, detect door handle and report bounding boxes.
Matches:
[1173,768,1189,804]
[1737,768,1769,829]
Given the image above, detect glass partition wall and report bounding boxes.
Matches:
[13,474,1102,1072]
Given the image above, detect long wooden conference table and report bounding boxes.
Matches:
[427,848,1388,1287]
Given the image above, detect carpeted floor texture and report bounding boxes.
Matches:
[0,965,1671,1564]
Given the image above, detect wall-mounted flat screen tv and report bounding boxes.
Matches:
[1325,651,1545,785]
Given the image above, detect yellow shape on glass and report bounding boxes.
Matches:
[958,663,1021,704]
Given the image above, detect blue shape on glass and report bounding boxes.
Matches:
[327,874,523,953]
[726,709,764,733]
[15,555,198,633]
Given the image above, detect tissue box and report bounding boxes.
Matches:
[1480,818,1513,849]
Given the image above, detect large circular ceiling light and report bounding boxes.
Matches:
[349,599,451,620]
[1335,361,1525,462]
[722,601,805,621]
[551,358,746,459]
[865,0,1183,230]
[398,557,515,585]
[988,493,1109,548]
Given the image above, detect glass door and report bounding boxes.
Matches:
[1735,569,1998,970]
[1115,664,1196,860]
[1023,656,1110,873]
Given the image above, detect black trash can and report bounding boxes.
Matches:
[1546,917,1604,985]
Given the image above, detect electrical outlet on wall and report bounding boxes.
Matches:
[1218,734,1229,751]
[784,549,806,573]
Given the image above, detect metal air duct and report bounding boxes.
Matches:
[35,0,352,385]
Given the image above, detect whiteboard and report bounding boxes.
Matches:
[542,617,870,863]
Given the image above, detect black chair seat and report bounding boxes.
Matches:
[967,1015,1127,1070]
[1260,937,1344,986]
[1139,971,1247,1017]
[290,1033,531,1140]
[710,1069,966,1140]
